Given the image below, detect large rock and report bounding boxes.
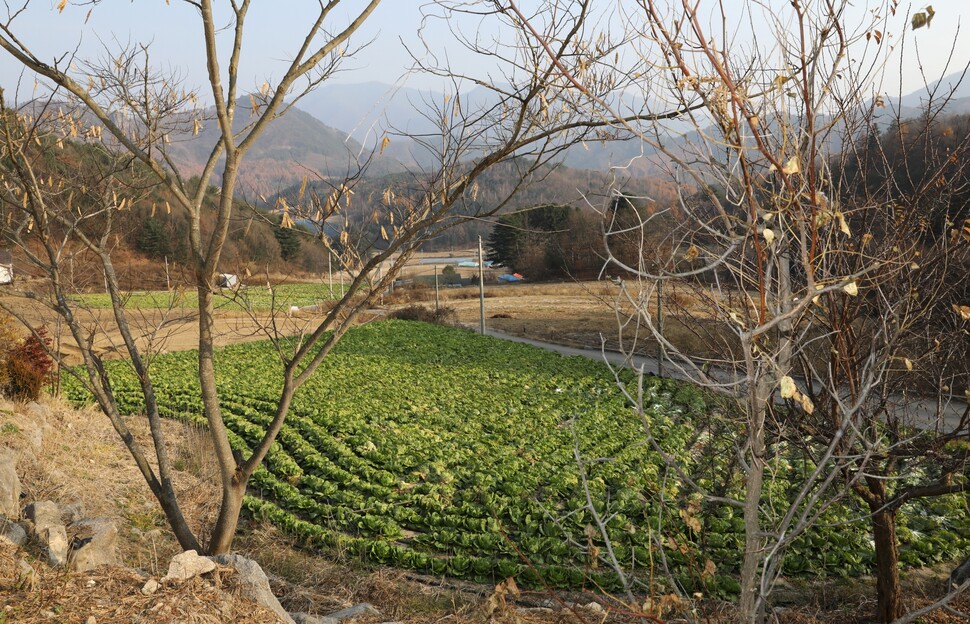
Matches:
[61,502,84,525]
[210,554,295,624]
[25,401,49,420]
[24,500,70,567]
[291,614,337,624]
[24,402,51,453]
[325,603,380,622]
[68,518,119,572]
[0,517,27,547]
[0,446,20,519]
[24,500,61,535]
[290,604,382,624]
[162,549,216,582]
[44,524,69,567]
[950,554,970,589]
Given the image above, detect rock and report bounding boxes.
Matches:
[141,579,160,595]
[25,401,49,420]
[162,549,216,582]
[21,403,50,452]
[26,427,43,453]
[950,554,970,589]
[86,617,97,624]
[25,500,69,566]
[0,518,27,547]
[25,500,61,535]
[0,446,20,519]
[325,603,381,622]
[585,601,604,613]
[61,502,84,525]
[210,554,295,624]
[68,518,119,572]
[17,559,37,590]
[290,614,337,624]
[44,524,69,567]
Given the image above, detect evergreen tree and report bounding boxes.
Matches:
[486,204,572,271]
[137,217,172,259]
[272,217,301,261]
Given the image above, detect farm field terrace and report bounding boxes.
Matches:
[63,321,970,593]
[72,282,348,311]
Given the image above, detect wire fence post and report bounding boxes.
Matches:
[478,237,486,335]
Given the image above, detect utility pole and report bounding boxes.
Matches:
[478,236,486,335]
[657,279,665,378]
[434,264,440,313]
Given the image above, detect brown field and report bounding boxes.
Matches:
[386,277,737,360]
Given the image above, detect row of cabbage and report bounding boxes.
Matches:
[64,321,969,593]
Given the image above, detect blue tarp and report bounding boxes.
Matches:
[498,273,524,282]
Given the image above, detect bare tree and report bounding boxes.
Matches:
[594,2,968,622]
[500,0,970,621]
[0,0,691,556]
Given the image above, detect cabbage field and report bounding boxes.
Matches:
[64,321,969,592]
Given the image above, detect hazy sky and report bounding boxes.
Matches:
[1,1,968,102]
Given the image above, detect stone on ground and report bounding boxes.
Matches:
[24,500,61,535]
[325,603,381,622]
[162,549,216,582]
[0,517,26,547]
[43,524,69,567]
[0,446,20,519]
[210,553,296,624]
[68,518,119,572]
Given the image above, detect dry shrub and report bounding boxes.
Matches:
[7,327,54,401]
[389,304,457,326]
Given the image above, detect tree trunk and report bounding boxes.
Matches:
[739,376,769,623]
[739,459,765,622]
[205,476,246,555]
[871,506,902,622]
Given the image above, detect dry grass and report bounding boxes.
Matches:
[0,396,218,574]
[423,279,739,359]
[0,541,284,624]
[235,523,489,623]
